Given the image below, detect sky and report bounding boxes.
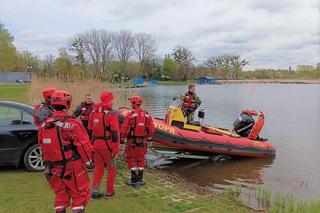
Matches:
[0,0,319,70]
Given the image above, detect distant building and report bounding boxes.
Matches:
[296,65,315,72]
[0,72,33,83]
[196,76,218,85]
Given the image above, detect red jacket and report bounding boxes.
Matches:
[88,103,120,155]
[120,107,155,139]
[38,111,93,164]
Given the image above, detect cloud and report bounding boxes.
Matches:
[0,0,319,69]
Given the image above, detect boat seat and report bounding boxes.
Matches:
[188,121,201,126]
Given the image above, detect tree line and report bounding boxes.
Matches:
[1,21,319,81]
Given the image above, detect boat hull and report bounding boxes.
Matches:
[118,108,275,158]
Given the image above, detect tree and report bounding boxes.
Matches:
[172,46,195,80]
[112,30,134,80]
[162,55,176,80]
[132,33,156,78]
[69,37,88,76]
[0,21,18,71]
[70,29,113,79]
[207,55,249,79]
[54,48,74,80]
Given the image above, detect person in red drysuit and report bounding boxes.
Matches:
[88,91,120,199]
[120,96,155,186]
[73,94,94,138]
[34,87,57,127]
[38,90,94,213]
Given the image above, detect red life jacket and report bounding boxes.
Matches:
[91,107,114,151]
[80,102,93,121]
[182,93,197,109]
[129,109,150,138]
[39,117,76,163]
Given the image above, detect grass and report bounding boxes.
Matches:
[0,163,250,213]
[0,82,250,213]
[158,81,192,86]
[0,84,29,103]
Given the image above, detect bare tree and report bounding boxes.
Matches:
[70,29,113,78]
[172,46,195,80]
[112,30,134,80]
[132,33,156,78]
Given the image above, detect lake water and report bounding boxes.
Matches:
[131,84,320,202]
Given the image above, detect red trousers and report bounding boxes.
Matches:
[125,138,148,169]
[45,160,90,212]
[92,148,117,194]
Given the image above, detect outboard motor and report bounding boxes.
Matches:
[233,113,255,137]
[233,109,265,139]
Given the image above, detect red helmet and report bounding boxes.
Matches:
[42,87,57,101]
[129,96,142,107]
[100,91,114,104]
[51,90,72,109]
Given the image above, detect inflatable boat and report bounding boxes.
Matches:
[118,103,275,159]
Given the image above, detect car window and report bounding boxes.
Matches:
[22,111,34,124]
[0,106,22,126]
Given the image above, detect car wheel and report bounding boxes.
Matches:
[24,144,44,172]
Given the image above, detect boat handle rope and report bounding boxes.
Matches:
[176,132,268,151]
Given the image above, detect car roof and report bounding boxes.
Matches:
[0,100,34,114]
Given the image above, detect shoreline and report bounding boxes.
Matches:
[218,79,320,84]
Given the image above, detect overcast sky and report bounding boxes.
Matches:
[0,0,319,69]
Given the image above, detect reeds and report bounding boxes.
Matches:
[27,76,133,109]
[255,187,320,212]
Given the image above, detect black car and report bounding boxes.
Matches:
[0,100,43,172]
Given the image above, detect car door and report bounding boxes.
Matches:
[0,105,35,164]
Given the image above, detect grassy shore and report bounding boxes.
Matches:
[218,79,320,84]
[158,81,191,85]
[0,83,250,213]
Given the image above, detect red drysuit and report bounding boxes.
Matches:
[38,110,93,212]
[120,107,155,169]
[88,103,120,195]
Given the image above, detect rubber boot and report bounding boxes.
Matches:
[137,169,145,186]
[126,170,138,186]
[90,186,104,200]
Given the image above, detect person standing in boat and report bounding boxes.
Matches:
[180,84,201,123]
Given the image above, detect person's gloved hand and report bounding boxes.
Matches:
[85,160,95,172]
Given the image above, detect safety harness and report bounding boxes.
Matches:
[42,117,80,179]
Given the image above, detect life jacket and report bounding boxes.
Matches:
[182,92,197,109]
[91,107,113,151]
[80,102,94,121]
[129,109,151,142]
[39,116,78,164]
[34,103,53,127]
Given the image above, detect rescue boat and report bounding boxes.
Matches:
[117,102,275,159]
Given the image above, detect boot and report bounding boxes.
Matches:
[105,191,115,199]
[72,209,85,213]
[126,169,138,186]
[90,186,104,200]
[137,169,145,186]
